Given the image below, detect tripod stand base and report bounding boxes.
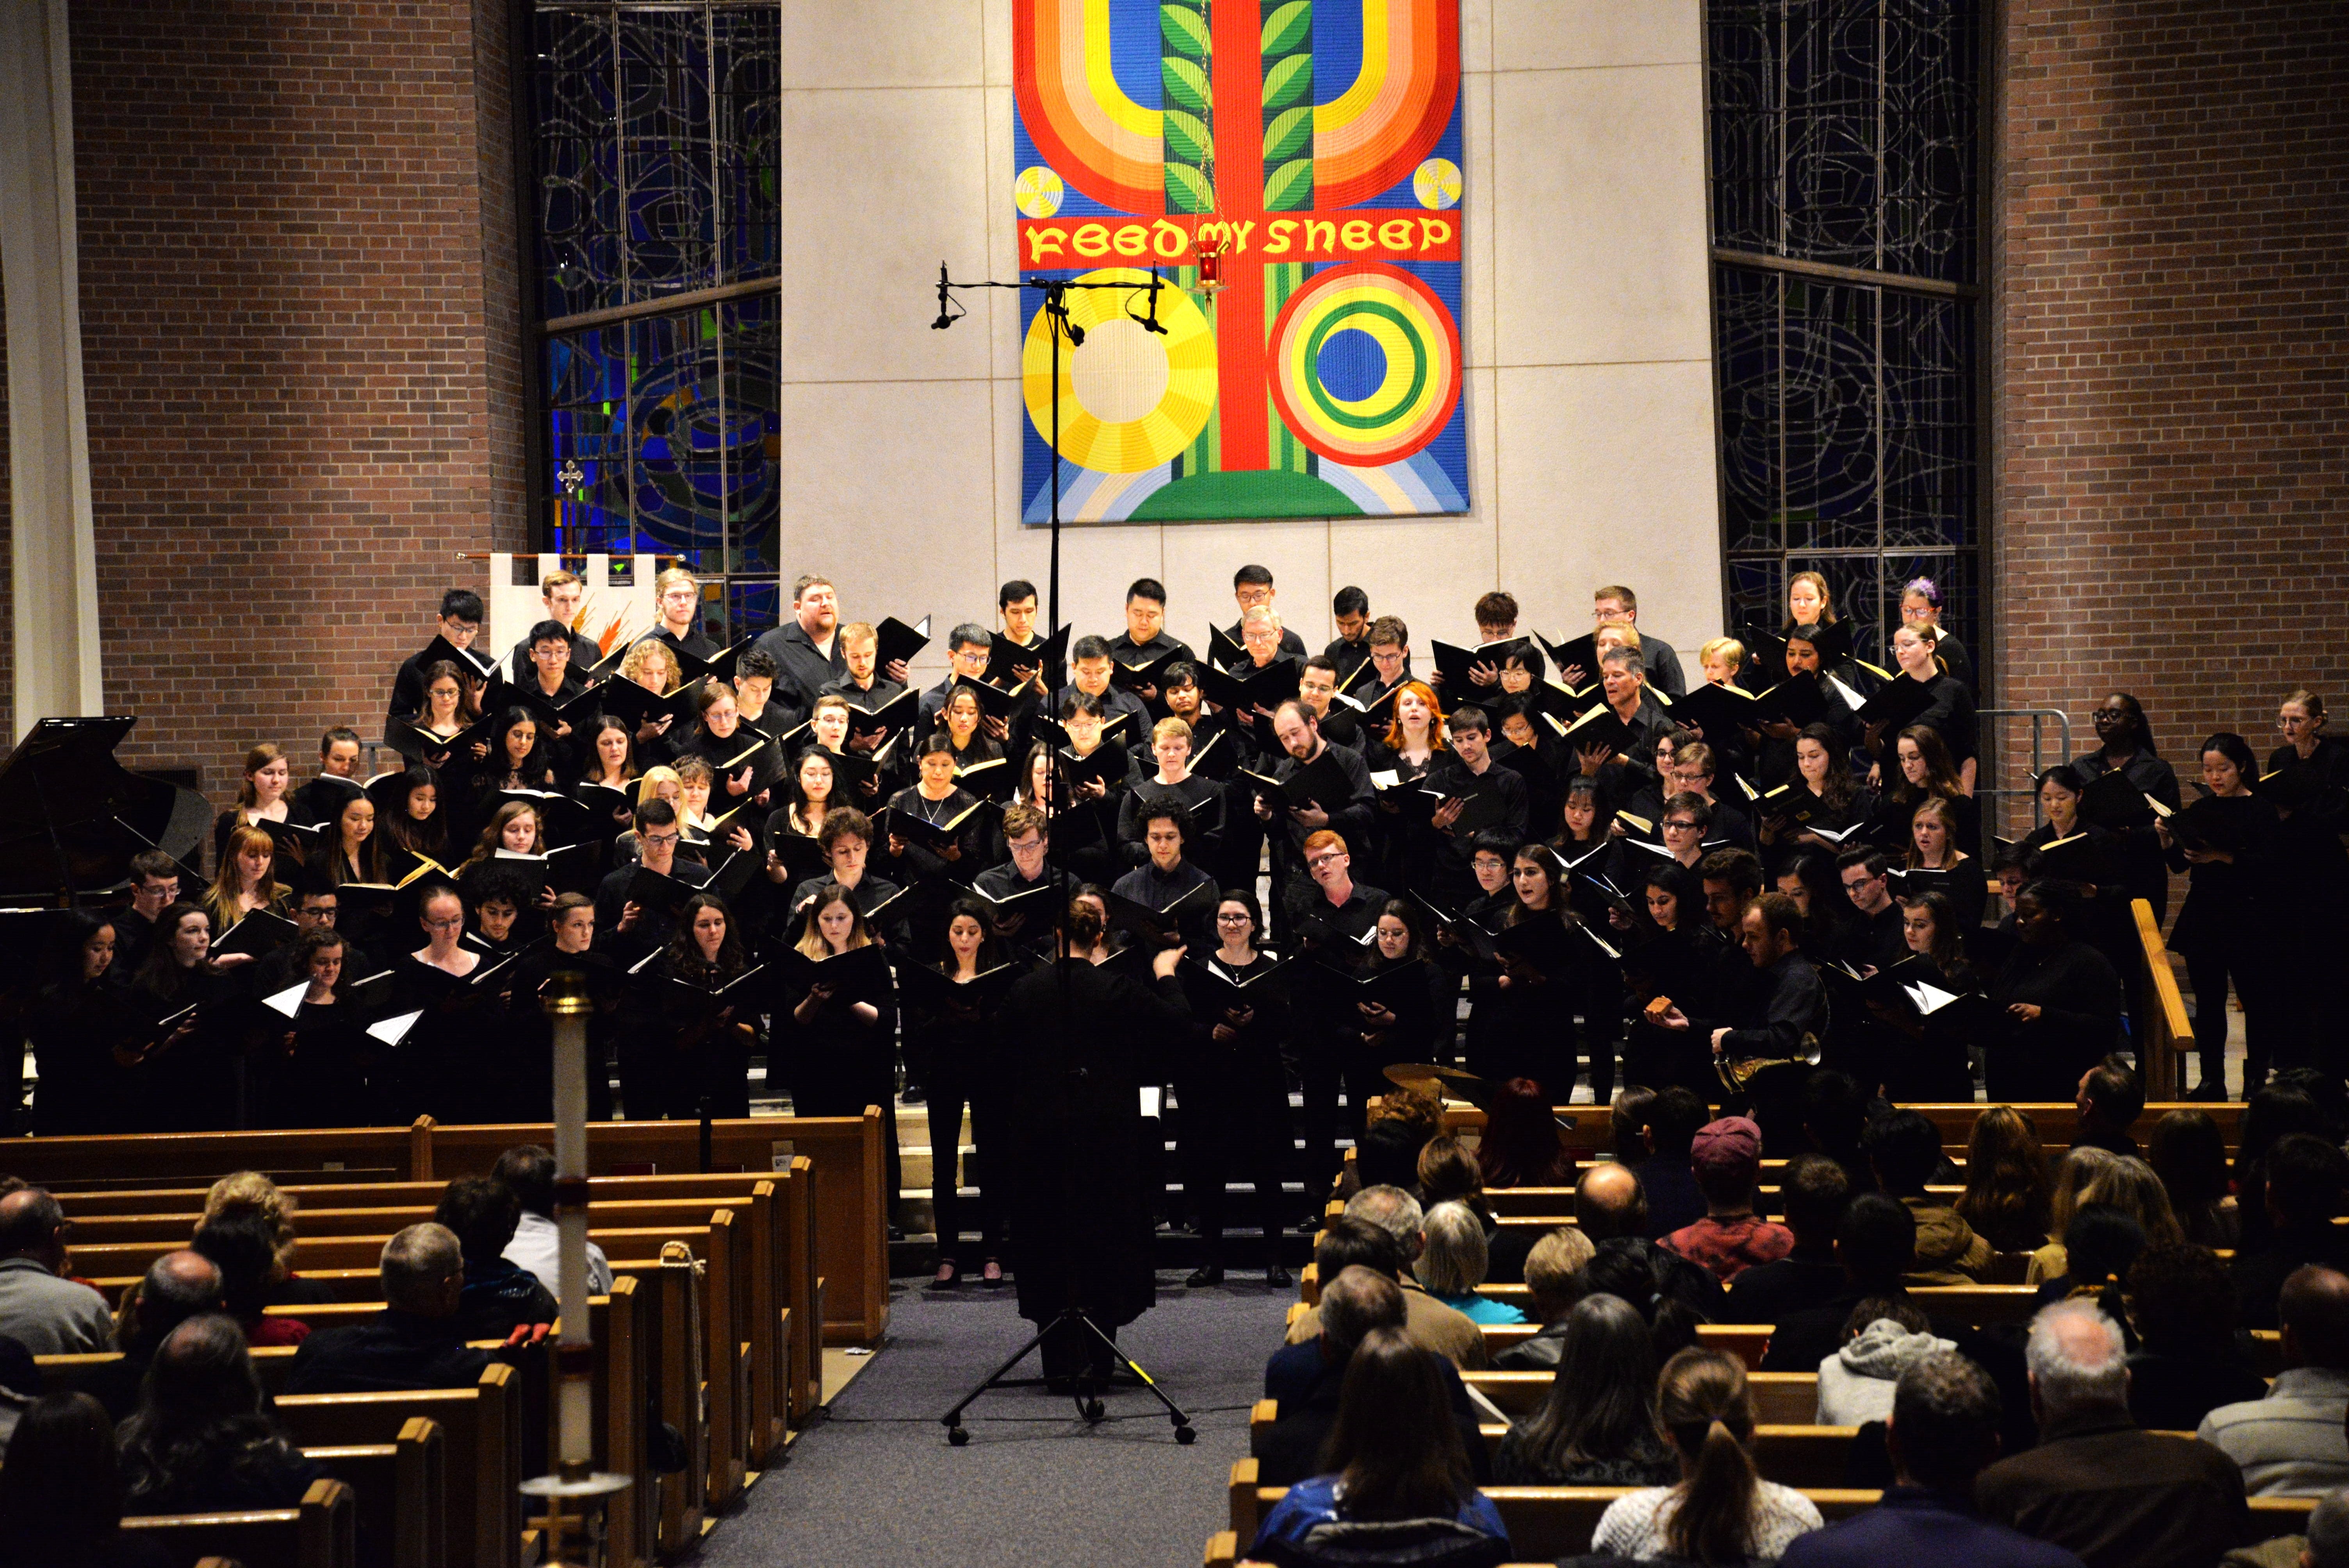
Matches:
[939,1307,1195,1445]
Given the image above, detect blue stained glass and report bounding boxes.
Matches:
[531,2,783,639]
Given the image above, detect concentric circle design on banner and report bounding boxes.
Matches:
[1021,267,1217,474]
[1267,264,1462,467]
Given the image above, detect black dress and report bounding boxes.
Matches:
[1177,952,1295,1268]
[2164,793,2282,1093]
[1985,937,2122,1102]
[779,943,901,1203]
[387,952,514,1124]
[995,956,1190,1376]
[901,959,1017,1267]
[26,974,140,1134]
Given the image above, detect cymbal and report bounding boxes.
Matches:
[1382,1063,1496,1108]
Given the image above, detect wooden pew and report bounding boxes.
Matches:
[39,1343,302,1401]
[1417,1100,2244,1153]
[1225,1461,1881,1560]
[1252,1401,1862,1489]
[1207,1499,2323,1567]
[3,1108,886,1347]
[301,1415,445,1568]
[274,1357,521,1568]
[125,1475,358,1568]
[61,1165,820,1446]
[77,1187,791,1472]
[258,1287,655,1568]
[1466,1369,1821,1425]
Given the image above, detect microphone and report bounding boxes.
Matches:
[932,263,955,330]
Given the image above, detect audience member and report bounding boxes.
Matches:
[2073,1056,2144,1159]
[1249,1326,1509,1558]
[0,1340,29,1460]
[1583,1238,1708,1362]
[281,1224,493,1394]
[1761,1193,1923,1373]
[82,1251,223,1422]
[1415,1135,1493,1225]
[2217,1486,2349,1568]
[0,1188,114,1354]
[201,1171,335,1307]
[1576,1162,1725,1319]
[1727,1153,1851,1323]
[1778,1351,2086,1568]
[433,1177,559,1341]
[118,1315,321,1515]
[2125,1242,2265,1433]
[1956,1105,2056,1254]
[1975,1298,2250,1568]
[1256,1265,1490,1488]
[2235,1084,2333,1255]
[1418,1200,1521,1323]
[1350,1117,1431,1199]
[1495,1293,1676,1486]
[2031,1154,2182,1286]
[1475,1077,1574,1189]
[1281,1212,1484,1370]
[1864,1110,1993,1283]
[1492,1228,1595,1370]
[2031,1146,2124,1282]
[1631,1086,1710,1241]
[2148,1108,2240,1249]
[1798,1069,1877,1197]
[2034,1205,2147,1318]
[1592,1346,1825,1563]
[192,1210,308,1347]
[1816,1298,1952,1427]
[2200,1265,2349,1496]
[2235,1135,2349,1331]
[493,1145,615,1297]
[0,1392,175,1568]
[1661,1115,1795,1283]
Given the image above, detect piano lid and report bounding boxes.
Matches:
[0,717,207,900]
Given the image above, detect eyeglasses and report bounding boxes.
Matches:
[1306,852,1346,869]
[1664,819,1700,831]
[1215,911,1251,923]
[423,916,465,931]
[642,832,681,847]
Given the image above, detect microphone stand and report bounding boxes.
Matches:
[927,265,1194,1447]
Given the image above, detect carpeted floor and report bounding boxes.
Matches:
[699,1274,1292,1567]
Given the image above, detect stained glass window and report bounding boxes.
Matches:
[530,0,781,643]
[1706,0,1982,678]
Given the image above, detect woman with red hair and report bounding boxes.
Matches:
[1477,1077,1575,1190]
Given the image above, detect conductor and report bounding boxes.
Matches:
[996,897,1191,1386]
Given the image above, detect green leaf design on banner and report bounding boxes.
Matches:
[1263,104,1312,164]
[1162,3,1210,57]
[1263,155,1314,212]
[1162,55,1210,116]
[1262,51,1312,110]
[1262,0,1311,57]
[1166,161,1215,214]
[1163,110,1212,167]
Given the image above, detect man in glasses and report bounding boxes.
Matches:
[1593,583,1686,697]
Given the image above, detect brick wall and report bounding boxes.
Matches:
[0,257,12,741]
[60,0,526,800]
[1991,0,2349,789]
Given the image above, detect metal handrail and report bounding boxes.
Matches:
[1977,707,2073,845]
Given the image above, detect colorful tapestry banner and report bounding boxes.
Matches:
[1014,0,1467,523]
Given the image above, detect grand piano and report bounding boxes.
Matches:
[0,717,210,904]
